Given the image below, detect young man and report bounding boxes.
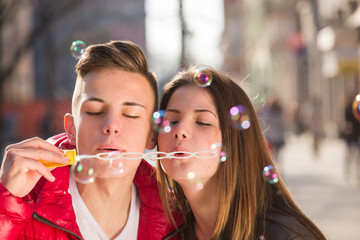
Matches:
[0,40,181,239]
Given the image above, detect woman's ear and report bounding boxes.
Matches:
[146,131,157,151]
[64,113,76,145]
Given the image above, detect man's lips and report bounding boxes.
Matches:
[97,144,124,153]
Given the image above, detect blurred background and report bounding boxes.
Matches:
[1,0,360,239]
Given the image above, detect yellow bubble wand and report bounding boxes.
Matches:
[39,149,77,168]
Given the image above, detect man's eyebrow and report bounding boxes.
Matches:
[84,98,146,110]
[85,97,105,103]
[166,108,217,117]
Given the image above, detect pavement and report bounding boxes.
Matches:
[278,133,360,240]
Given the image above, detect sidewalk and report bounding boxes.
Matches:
[279,133,360,240]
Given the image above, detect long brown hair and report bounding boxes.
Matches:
[157,65,326,239]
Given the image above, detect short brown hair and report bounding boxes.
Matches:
[74,40,158,112]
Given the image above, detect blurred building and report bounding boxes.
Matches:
[223,0,360,137]
[2,0,360,147]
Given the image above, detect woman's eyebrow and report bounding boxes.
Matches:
[166,108,217,117]
[166,109,180,114]
[194,109,217,118]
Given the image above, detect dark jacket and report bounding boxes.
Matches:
[264,207,322,240]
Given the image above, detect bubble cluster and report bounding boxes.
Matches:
[352,94,360,121]
[193,67,213,87]
[211,143,227,162]
[229,105,251,130]
[262,165,278,184]
[187,171,204,190]
[152,110,171,133]
[70,40,86,58]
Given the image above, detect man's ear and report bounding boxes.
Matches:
[146,131,157,151]
[64,113,76,145]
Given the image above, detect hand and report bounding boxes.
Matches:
[0,137,69,198]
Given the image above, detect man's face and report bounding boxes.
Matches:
[65,68,155,178]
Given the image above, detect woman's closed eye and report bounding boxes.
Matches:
[123,113,140,119]
[196,121,211,126]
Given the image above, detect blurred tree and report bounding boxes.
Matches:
[0,0,84,102]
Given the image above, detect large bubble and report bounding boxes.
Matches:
[72,158,97,184]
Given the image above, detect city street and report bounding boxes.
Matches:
[279,133,360,240]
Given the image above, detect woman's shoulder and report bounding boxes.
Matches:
[264,209,320,240]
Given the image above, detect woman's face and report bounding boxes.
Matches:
[158,85,223,187]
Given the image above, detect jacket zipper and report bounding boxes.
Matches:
[162,224,185,240]
[33,212,83,240]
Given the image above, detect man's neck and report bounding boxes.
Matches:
[77,173,135,239]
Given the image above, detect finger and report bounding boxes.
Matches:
[6,147,69,165]
[6,137,64,155]
[16,158,56,182]
[4,157,56,185]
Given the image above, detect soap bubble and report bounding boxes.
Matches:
[187,171,204,190]
[229,105,251,130]
[72,158,97,184]
[352,94,360,121]
[70,40,86,58]
[262,165,278,184]
[152,110,171,133]
[193,67,213,87]
[211,143,227,162]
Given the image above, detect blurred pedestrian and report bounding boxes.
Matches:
[340,95,360,185]
[260,95,286,167]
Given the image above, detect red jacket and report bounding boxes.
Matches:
[0,133,183,239]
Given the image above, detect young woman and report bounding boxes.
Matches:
[156,65,326,239]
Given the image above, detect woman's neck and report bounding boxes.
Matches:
[181,179,219,240]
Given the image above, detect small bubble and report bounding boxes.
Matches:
[262,165,278,184]
[352,94,360,122]
[70,40,86,58]
[229,105,251,130]
[259,235,265,240]
[152,110,171,133]
[195,179,204,190]
[193,67,213,87]
[187,171,196,180]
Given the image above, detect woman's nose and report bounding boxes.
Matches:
[172,123,190,140]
